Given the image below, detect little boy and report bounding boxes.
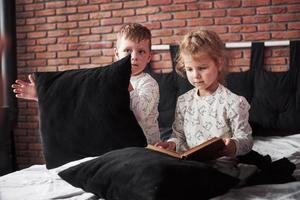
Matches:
[12,23,161,145]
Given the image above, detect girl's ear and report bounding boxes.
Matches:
[217,58,224,72]
[114,48,119,60]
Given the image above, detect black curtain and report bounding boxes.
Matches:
[0,0,18,175]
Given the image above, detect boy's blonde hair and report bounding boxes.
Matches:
[176,30,229,84]
[116,23,152,50]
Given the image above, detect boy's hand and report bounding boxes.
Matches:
[154,141,176,151]
[219,138,236,157]
[128,82,134,92]
[11,74,38,102]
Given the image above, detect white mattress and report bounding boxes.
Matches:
[1,134,300,200]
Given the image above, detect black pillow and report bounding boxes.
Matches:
[58,147,239,200]
[225,41,300,136]
[35,55,147,169]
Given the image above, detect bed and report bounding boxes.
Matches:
[0,134,300,200]
[1,41,300,200]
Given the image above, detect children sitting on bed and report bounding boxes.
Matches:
[155,30,254,178]
[11,23,161,145]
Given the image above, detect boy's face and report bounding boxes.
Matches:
[115,36,152,76]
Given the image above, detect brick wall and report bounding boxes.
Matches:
[14,0,300,169]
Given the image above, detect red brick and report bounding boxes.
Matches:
[258,24,286,31]
[48,59,67,65]
[16,11,34,18]
[214,1,241,8]
[90,11,111,19]
[272,31,300,39]
[79,20,100,28]
[256,6,286,15]
[91,56,113,64]
[148,0,172,6]
[79,35,101,42]
[273,14,300,22]
[229,25,257,33]
[36,38,56,45]
[124,15,147,23]
[36,52,56,59]
[101,18,123,25]
[27,45,46,52]
[201,9,226,17]
[69,57,90,65]
[187,18,214,27]
[243,15,271,24]
[36,23,56,31]
[124,1,147,8]
[173,11,199,19]
[69,28,90,36]
[162,20,186,28]
[26,17,46,25]
[242,0,270,7]
[27,31,46,39]
[35,9,55,17]
[58,37,79,44]
[149,13,172,21]
[101,3,122,11]
[243,32,270,41]
[57,51,78,58]
[288,22,300,30]
[161,4,185,12]
[68,14,89,21]
[78,5,100,13]
[48,44,67,51]
[56,7,77,15]
[45,1,66,9]
[24,3,44,11]
[80,50,101,57]
[47,15,66,23]
[187,2,212,10]
[113,9,135,17]
[136,7,159,15]
[37,66,57,72]
[48,30,68,37]
[215,17,241,25]
[57,22,78,29]
[227,8,255,16]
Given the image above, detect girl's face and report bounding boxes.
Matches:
[182,52,221,96]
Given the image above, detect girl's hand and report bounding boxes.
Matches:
[220,138,236,157]
[154,141,176,151]
[11,74,38,102]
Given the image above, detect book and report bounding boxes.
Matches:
[146,137,225,162]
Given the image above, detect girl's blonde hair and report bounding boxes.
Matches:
[176,30,229,84]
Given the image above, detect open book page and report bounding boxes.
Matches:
[146,137,225,161]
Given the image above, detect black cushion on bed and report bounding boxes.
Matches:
[58,147,239,200]
[144,45,193,139]
[229,41,300,136]
[35,55,147,169]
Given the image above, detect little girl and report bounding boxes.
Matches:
[156,30,253,177]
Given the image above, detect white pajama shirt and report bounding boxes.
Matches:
[169,84,254,178]
[130,72,160,144]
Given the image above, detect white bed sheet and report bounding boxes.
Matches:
[1,134,300,200]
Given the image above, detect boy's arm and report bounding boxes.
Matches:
[11,74,38,101]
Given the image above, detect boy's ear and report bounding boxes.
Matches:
[114,48,119,60]
[147,51,153,63]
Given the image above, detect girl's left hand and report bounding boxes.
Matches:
[220,138,236,157]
